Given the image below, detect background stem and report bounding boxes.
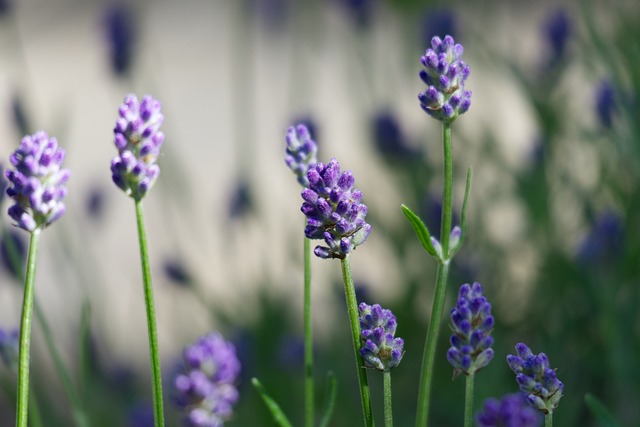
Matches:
[304,233,314,427]
[464,374,475,427]
[135,200,165,427]
[545,413,553,427]
[383,371,393,427]
[340,257,374,427]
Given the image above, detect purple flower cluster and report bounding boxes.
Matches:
[111,94,165,200]
[358,303,404,372]
[301,158,371,259]
[418,35,471,123]
[447,282,494,376]
[507,343,564,415]
[0,328,19,373]
[285,124,318,187]
[173,332,241,427]
[4,131,70,232]
[476,393,542,427]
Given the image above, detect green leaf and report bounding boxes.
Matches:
[585,393,621,427]
[449,167,472,258]
[401,204,437,257]
[319,371,338,427]
[252,378,293,427]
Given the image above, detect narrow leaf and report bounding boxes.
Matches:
[319,371,338,427]
[401,204,437,257]
[449,167,472,258]
[252,378,294,427]
[585,393,621,427]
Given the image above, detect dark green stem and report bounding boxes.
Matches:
[415,123,454,427]
[304,234,314,427]
[464,374,475,427]
[135,200,165,427]
[28,391,43,427]
[340,257,374,427]
[545,413,553,427]
[383,371,393,427]
[16,229,40,427]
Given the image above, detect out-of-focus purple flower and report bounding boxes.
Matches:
[576,210,623,266]
[285,124,318,187]
[228,177,253,218]
[127,403,155,427]
[111,94,164,200]
[163,257,193,286]
[0,163,6,205]
[5,131,70,232]
[290,116,319,145]
[251,0,289,33]
[0,328,19,373]
[0,229,26,280]
[340,0,375,29]
[418,35,471,123]
[85,186,107,220]
[421,8,457,45]
[173,332,241,427]
[476,393,543,427]
[447,282,494,376]
[542,9,571,65]
[11,95,30,136]
[277,335,304,371]
[358,302,404,371]
[371,110,417,160]
[507,343,564,414]
[301,158,372,259]
[595,80,617,128]
[104,3,136,76]
[0,0,12,16]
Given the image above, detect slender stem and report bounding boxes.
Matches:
[135,200,165,427]
[29,391,43,427]
[464,374,475,427]
[383,371,393,427]
[16,229,40,427]
[303,233,314,427]
[340,257,374,427]
[545,413,553,427]
[415,123,454,427]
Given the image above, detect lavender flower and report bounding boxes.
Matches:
[0,328,19,373]
[300,158,371,259]
[595,80,617,128]
[111,94,164,200]
[542,9,571,64]
[104,3,136,76]
[5,131,70,232]
[476,393,542,427]
[285,124,318,187]
[446,282,494,376]
[418,35,471,123]
[173,332,241,427]
[507,343,564,415]
[358,303,404,371]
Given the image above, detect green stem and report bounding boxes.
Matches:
[545,413,553,427]
[28,390,43,427]
[415,123,454,427]
[135,200,165,427]
[383,371,393,427]
[304,234,314,427]
[16,229,40,427]
[464,374,475,427]
[340,257,374,427]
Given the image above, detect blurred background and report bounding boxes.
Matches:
[0,0,639,425]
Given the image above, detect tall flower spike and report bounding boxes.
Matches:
[173,332,241,427]
[285,124,318,187]
[446,282,494,377]
[507,343,564,415]
[358,303,404,372]
[476,393,542,427]
[301,158,372,259]
[418,35,471,123]
[5,131,70,232]
[111,94,164,200]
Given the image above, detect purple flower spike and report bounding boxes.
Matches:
[476,393,543,427]
[418,35,471,123]
[111,94,164,200]
[358,302,404,372]
[285,124,318,187]
[173,332,241,427]
[507,343,564,415]
[5,131,70,232]
[447,282,494,377]
[301,158,371,259]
